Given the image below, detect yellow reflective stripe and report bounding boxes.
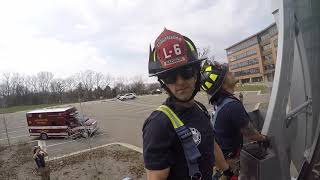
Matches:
[205,66,212,72]
[210,74,218,81]
[157,105,184,129]
[185,40,195,52]
[201,85,207,90]
[205,81,213,89]
[153,51,156,62]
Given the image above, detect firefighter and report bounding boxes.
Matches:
[33,145,50,180]
[143,28,234,180]
[200,61,265,176]
[239,92,243,103]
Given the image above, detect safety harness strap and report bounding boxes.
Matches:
[212,97,237,129]
[157,105,202,179]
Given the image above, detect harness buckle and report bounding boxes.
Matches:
[176,126,193,141]
[190,172,202,180]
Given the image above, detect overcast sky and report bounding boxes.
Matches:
[0,0,273,81]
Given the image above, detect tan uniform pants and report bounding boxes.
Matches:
[38,167,50,180]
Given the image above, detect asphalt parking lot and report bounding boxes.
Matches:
[0,91,270,158]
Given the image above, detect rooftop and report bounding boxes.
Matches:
[27,106,74,114]
[225,23,276,50]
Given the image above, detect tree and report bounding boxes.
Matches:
[147,82,161,92]
[94,72,104,89]
[50,78,66,103]
[129,75,146,95]
[79,70,95,91]
[2,72,11,97]
[64,76,77,92]
[37,72,54,93]
[198,46,215,61]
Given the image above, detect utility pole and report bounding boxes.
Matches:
[78,91,98,173]
[2,114,11,150]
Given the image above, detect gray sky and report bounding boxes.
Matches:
[0,0,273,81]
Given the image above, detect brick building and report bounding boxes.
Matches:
[225,23,278,83]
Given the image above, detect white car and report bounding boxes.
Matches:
[118,93,136,101]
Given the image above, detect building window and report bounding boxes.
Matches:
[260,33,270,42]
[230,58,259,70]
[263,44,272,51]
[234,68,260,77]
[264,64,275,70]
[264,54,273,62]
[259,25,278,42]
[241,78,250,84]
[274,38,278,48]
[226,37,258,55]
[252,77,263,82]
[233,49,257,61]
[269,26,278,36]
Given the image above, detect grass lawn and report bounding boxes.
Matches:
[235,84,268,94]
[0,104,61,114]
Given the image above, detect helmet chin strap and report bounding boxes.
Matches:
[158,71,201,103]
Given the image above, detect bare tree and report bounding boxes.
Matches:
[64,76,77,92]
[94,72,104,89]
[37,72,54,93]
[79,70,95,91]
[198,46,215,61]
[147,82,161,91]
[50,78,65,103]
[0,84,5,96]
[10,73,25,96]
[102,73,112,88]
[26,75,39,93]
[2,72,11,97]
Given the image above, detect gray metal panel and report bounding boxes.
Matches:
[261,0,296,179]
[262,0,320,179]
[287,38,310,171]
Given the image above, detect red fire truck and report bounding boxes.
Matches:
[26,106,98,140]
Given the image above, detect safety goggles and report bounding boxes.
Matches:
[159,66,196,84]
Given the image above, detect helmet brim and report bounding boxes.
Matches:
[149,57,207,77]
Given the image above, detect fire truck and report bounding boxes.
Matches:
[26,106,98,140]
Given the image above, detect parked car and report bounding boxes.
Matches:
[118,93,136,101]
[116,94,123,99]
[151,89,162,95]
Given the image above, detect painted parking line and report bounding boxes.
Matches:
[46,132,107,148]
[117,100,157,107]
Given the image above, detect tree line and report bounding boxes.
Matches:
[0,70,161,107]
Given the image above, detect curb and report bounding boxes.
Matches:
[47,142,143,162]
[253,103,261,111]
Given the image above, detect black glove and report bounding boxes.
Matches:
[258,136,271,150]
[223,167,234,177]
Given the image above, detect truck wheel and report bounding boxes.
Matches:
[40,133,48,140]
[81,130,89,138]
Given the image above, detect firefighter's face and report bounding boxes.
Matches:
[224,71,238,88]
[166,73,196,101]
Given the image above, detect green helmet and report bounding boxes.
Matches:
[200,60,228,100]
